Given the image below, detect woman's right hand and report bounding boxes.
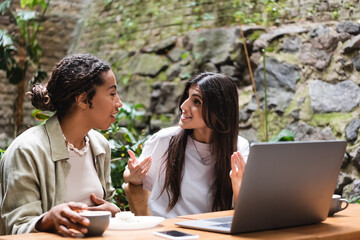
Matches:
[35,202,89,237]
[123,150,152,185]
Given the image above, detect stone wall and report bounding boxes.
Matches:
[74,0,360,52]
[0,0,92,146]
[1,0,359,146]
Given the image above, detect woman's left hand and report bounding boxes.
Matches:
[87,193,120,217]
[229,151,246,205]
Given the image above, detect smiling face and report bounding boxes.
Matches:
[86,69,122,130]
[179,85,212,140]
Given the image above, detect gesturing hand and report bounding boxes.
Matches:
[36,202,89,237]
[87,193,120,217]
[229,151,246,205]
[125,150,152,185]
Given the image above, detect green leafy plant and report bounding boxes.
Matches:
[232,0,286,26]
[101,102,151,210]
[269,129,295,142]
[264,0,284,25]
[0,0,50,134]
[0,148,5,160]
[349,196,360,204]
[32,109,52,124]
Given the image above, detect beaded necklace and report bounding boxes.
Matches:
[63,135,90,156]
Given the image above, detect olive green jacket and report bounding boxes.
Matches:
[0,115,114,235]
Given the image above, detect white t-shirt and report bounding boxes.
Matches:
[139,126,249,218]
[64,145,104,206]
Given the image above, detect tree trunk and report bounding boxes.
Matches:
[14,42,27,136]
[15,78,26,135]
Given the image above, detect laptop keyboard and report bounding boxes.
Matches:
[205,216,233,223]
[213,222,232,228]
[204,216,233,228]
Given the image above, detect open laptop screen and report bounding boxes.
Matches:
[177,140,347,234]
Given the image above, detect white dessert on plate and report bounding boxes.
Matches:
[109,212,165,230]
[115,211,139,223]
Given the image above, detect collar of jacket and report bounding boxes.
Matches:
[45,115,106,162]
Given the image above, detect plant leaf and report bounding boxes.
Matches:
[32,69,47,83]
[120,127,136,143]
[32,109,51,121]
[7,67,23,84]
[16,10,37,21]
[0,29,13,47]
[269,129,295,142]
[0,0,11,15]
[20,0,47,10]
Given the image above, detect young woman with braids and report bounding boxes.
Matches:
[0,54,121,236]
[124,72,249,218]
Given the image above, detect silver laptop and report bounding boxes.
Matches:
[176,140,347,234]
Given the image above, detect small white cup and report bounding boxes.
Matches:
[328,194,349,216]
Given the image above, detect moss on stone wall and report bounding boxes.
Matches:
[310,111,359,138]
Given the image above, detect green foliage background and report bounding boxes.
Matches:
[99,102,151,210]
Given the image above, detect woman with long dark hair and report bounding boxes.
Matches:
[124,72,249,218]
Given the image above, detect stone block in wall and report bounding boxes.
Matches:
[352,54,360,72]
[123,54,169,77]
[343,35,360,54]
[166,63,181,81]
[200,62,218,73]
[346,119,360,143]
[168,47,186,63]
[254,57,299,92]
[118,75,151,109]
[286,121,336,141]
[281,36,302,52]
[337,21,360,35]
[186,27,237,66]
[141,36,177,54]
[299,43,333,71]
[335,172,354,195]
[253,24,308,51]
[152,81,186,114]
[308,80,360,113]
[342,179,360,200]
[220,65,241,84]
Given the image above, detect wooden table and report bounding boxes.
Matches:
[1,204,360,239]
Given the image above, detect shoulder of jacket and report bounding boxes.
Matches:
[88,129,106,140]
[88,129,109,148]
[12,125,46,148]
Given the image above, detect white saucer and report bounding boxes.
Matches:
[108,216,165,230]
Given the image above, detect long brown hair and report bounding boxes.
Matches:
[161,72,239,212]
